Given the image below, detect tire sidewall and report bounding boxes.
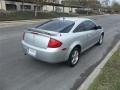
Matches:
[98,35,104,45]
[67,48,80,67]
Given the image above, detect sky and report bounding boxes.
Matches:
[109,0,120,4]
[100,0,120,5]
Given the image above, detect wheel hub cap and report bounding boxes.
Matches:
[100,36,103,44]
[72,51,79,64]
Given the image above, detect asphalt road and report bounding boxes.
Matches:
[0,14,120,90]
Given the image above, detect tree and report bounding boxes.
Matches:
[63,0,101,14]
[34,0,44,17]
[63,0,101,9]
[102,0,110,6]
[19,0,45,16]
[111,1,120,13]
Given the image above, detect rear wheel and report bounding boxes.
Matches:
[97,34,104,45]
[67,48,80,67]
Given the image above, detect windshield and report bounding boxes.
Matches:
[36,19,75,33]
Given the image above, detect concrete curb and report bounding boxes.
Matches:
[78,41,120,90]
[0,14,109,29]
[0,19,46,23]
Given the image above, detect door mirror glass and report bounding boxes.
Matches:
[93,26,102,30]
[96,26,102,29]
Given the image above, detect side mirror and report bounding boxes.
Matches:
[96,26,102,29]
[92,26,102,30]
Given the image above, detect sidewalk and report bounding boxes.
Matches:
[0,19,47,28]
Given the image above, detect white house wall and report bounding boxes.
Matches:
[0,0,6,10]
[0,0,76,13]
[72,8,77,13]
[5,1,36,11]
[64,7,70,13]
[42,5,53,12]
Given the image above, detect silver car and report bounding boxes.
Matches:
[22,17,104,67]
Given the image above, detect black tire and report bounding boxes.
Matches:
[67,47,80,67]
[97,34,104,45]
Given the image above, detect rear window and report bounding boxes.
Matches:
[36,20,75,33]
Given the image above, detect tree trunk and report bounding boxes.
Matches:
[35,4,38,17]
[22,0,24,11]
[53,5,55,12]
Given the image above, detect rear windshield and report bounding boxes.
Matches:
[36,20,75,33]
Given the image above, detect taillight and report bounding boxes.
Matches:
[48,38,62,48]
[23,32,25,40]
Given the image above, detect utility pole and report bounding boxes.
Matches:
[21,0,25,11]
[69,0,71,13]
[87,0,89,15]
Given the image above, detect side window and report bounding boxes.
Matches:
[73,23,85,32]
[84,21,96,31]
[60,23,75,33]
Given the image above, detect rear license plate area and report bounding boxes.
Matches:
[28,48,36,56]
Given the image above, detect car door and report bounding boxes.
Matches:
[83,20,100,48]
[73,23,89,51]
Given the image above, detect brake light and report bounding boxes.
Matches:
[23,32,25,40]
[48,38,62,48]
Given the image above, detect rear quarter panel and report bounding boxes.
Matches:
[52,33,86,61]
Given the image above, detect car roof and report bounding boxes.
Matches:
[56,17,92,22]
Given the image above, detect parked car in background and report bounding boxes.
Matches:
[21,17,104,67]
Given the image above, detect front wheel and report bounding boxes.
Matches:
[67,48,80,67]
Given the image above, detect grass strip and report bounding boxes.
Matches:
[88,48,120,90]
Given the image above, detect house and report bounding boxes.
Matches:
[0,0,62,11]
[0,0,79,13]
[0,0,35,11]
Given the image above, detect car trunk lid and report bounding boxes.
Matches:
[24,28,60,49]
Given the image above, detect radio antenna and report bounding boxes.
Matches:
[63,4,65,20]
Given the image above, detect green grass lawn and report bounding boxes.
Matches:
[88,48,120,90]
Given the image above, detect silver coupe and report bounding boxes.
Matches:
[22,17,104,67]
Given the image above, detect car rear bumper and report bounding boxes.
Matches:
[22,40,67,63]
